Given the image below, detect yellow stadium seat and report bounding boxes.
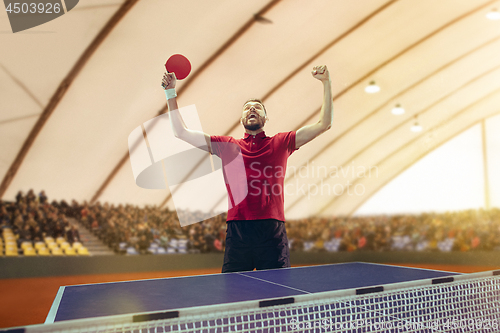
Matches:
[77,247,90,256]
[51,247,63,256]
[24,247,36,256]
[5,245,17,254]
[5,244,17,253]
[6,249,18,256]
[64,247,76,255]
[56,237,66,244]
[34,242,46,249]
[60,242,70,249]
[44,236,54,244]
[37,247,50,256]
[21,241,33,249]
[4,235,16,242]
[72,242,83,249]
[47,242,58,249]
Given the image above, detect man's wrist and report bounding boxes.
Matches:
[164,88,177,100]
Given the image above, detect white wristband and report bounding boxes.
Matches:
[164,89,177,100]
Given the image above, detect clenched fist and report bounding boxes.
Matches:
[312,65,330,82]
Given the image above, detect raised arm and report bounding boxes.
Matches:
[161,72,212,153]
[295,65,333,149]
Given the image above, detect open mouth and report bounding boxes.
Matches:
[248,114,257,119]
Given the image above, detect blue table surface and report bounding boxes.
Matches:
[51,262,458,322]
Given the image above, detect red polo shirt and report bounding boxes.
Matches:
[211,131,298,222]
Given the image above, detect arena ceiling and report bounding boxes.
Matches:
[1,0,500,219]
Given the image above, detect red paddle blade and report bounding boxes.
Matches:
[165,54,191,80]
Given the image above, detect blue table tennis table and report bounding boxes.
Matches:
[46,262,461,323]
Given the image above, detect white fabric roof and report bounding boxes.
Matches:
[2,0,500,219]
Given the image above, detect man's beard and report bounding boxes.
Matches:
[243,122,262,131]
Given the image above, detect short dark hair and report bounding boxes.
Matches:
[243,98,267,115]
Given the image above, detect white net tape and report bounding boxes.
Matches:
[16,272,500,333]
[155,276,500,332]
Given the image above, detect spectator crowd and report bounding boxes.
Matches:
[72,199,500,254]
[2,190,500,255]
[0,190,82,252]
[77,201,226,254]
[286,210,500,253]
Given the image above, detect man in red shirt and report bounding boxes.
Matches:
[162,66,332,272]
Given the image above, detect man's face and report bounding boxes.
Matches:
[241,101,267,131]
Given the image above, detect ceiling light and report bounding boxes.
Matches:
[486,9,500,20]
[411,120,422,132]
[391,104,405,115]
[365,81,380,93]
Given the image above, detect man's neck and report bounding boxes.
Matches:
[244,128,265,136]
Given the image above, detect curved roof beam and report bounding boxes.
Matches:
[293,0,498,131]
[318,86,500,216]
[0,0,140,199]
[292,0,498,135]
[285,37,500,211]
[222,0,399,136]
[91,0,282,204]
[175,1,281,98]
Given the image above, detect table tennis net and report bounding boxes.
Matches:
[13,270,500,333]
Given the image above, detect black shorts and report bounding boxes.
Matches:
[222,219,290,273]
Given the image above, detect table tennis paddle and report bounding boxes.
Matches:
[165,54,191,80]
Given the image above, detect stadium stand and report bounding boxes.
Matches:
[2,190,500,257]
[73,199,500,255]
[0,191,92,257]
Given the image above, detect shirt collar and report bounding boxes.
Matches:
[244,131,267,140]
